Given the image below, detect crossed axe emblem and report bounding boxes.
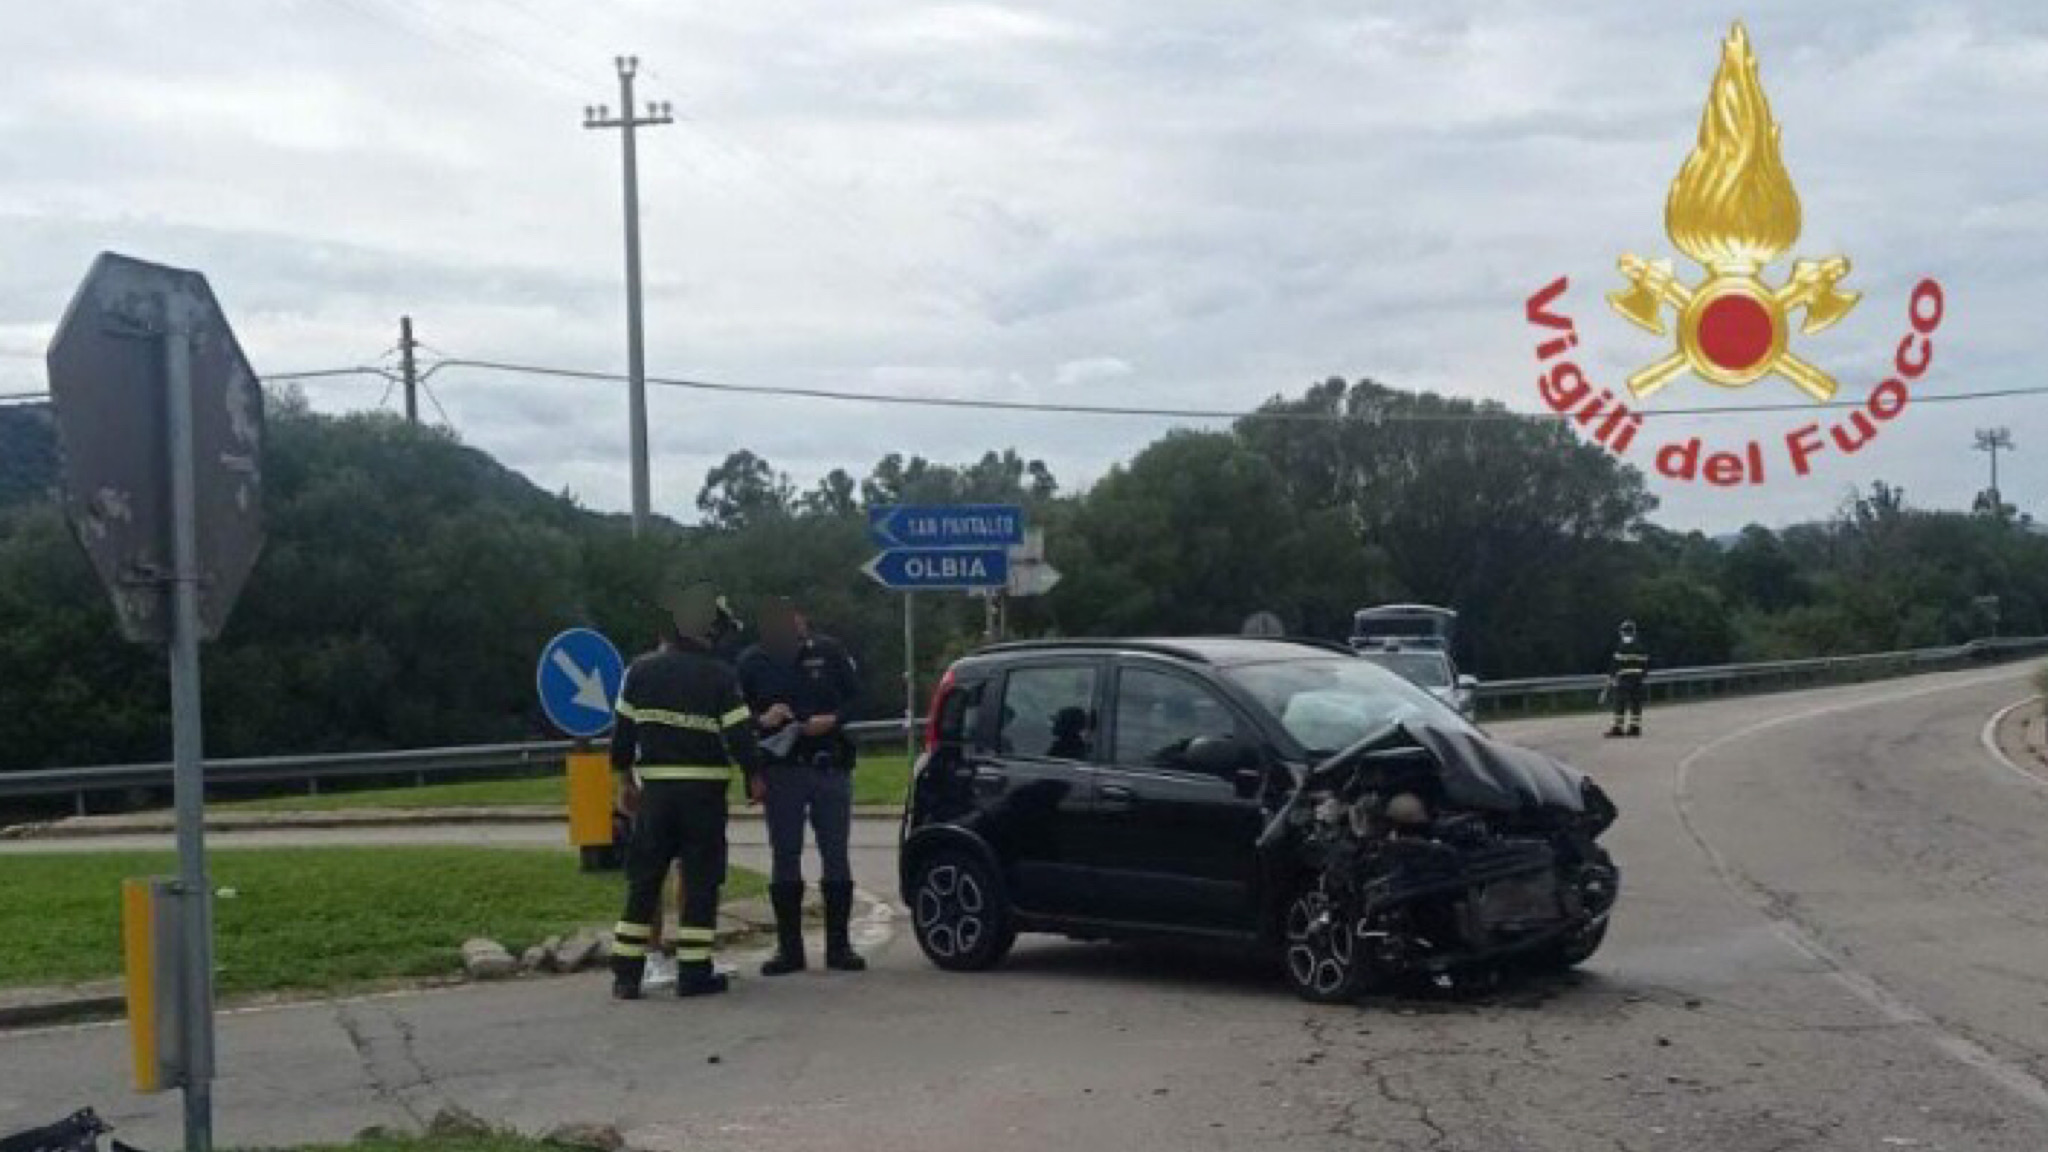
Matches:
[1608,255,1859,401]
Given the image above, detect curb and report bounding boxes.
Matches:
[0,982,126,1030]
[0,891,895,1032]
[3,805,904,841]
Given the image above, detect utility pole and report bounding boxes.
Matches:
[1974,427,2015,520]
[584,57,673,535]
[398,316,419,425]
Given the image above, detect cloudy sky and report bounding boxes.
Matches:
[2,1,2044,531]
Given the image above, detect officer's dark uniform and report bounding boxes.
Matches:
[1607,626,1649,737]
[609,629,760,999]
[737,624,865,974]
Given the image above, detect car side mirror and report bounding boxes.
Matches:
[1456,674,1479,690]
[1185,734,1255,776]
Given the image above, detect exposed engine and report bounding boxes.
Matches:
[1262,721,1619,1001]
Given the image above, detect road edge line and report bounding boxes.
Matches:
[1977,695,2048,792]
[1670,668,2048,1119]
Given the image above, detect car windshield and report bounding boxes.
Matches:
[1225,656,1476,756]
[1356,650,1452,688]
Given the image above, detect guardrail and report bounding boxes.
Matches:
[0,721,912,815]
[4,638,2043,816]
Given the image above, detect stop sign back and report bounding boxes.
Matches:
[46,253,264,643]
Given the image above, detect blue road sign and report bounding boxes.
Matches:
[862,547,1011,590]
[868,504,1025,549]
[537,628,626,739]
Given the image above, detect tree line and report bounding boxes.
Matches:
[1,378,2040,771]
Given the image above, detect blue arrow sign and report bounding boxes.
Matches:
[862,547,1011,590]
[868,504,1025,549]
[537,627,626,739]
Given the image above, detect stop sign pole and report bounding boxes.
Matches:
[162,289,217,1152]
[49,254,265,1152]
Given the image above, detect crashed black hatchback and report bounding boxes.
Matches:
[900,638,1618,1002]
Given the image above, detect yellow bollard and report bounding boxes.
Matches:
[566,749,615,851]
[122,877,174,1093]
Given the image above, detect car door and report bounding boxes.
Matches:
[1086,660,1267,933]
[973,659,1105,918]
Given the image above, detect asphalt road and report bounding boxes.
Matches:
[5,664,2048,1151]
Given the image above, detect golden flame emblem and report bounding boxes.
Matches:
[1609,23,1859,399]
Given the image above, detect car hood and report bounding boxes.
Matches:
[1400,720,1595,816]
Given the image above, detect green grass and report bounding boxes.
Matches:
[221,754,915,813]
[0,847,764,994]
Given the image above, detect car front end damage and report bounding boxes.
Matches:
[1260,720,1619,1001]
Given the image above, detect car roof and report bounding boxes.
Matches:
[965,636,1357,668]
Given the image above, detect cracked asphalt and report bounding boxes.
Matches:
[4,663,2047,1151]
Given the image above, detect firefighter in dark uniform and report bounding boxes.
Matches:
[609,582,761,1000]
[1606,619,1649,738]
[739,597,867,976]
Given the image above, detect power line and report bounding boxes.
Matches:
[417,355,2048,426]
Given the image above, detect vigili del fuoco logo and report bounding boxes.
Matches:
[1525,22,1945,487]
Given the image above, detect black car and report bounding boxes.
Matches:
[898,637,1619,1001]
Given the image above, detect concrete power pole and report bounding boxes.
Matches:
[584,57,673,535]
[1974,427,2015,520]
[398,316,419,425]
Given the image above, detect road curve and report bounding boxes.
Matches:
[4,663,2047,1151]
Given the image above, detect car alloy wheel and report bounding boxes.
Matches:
[1284,886,1361,1002]
[910,851,1016,972]
[915,862,986,960]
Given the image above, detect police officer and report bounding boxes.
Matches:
[609,582,761,1000]
[739,597,866,975]
[1606,619,1649,738]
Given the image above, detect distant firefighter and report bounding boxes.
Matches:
[1606,621,1649,738]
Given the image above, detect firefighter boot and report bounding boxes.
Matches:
[1605,720,1625,738]
[760,882,808,977]
[610,955,645,1001]
[674,959,730,998]
[823,881,867,972]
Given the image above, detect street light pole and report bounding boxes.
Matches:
[584,57,673,535]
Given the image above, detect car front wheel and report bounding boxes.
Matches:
[1282,884,1366,1003]
[910,850,1017,972]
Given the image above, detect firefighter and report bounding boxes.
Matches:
[609,582,761,1000]
[739,596,867,976]
[1606,619,1649,738]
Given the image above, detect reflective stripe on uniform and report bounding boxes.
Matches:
[614,704,724,733]
[612,940,648,958]
[676,945,713,962]
[720,705,751,728]
[673,926,715,943]
[635,764,734,782]
[614,921,652,941]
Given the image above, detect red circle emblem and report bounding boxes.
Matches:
[1696,294,1775,371]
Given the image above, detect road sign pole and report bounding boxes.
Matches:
[903,593,916,764]
[163,311,216,1152]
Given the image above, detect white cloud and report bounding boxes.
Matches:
[3,0,2044,531]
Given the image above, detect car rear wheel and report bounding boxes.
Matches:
[910,851,1016,972]
[1282,885,1366,1003]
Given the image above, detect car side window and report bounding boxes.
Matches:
[996,664,1099,761]
[1112,666,1240,775]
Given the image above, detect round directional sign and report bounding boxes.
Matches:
[537,628,626,739]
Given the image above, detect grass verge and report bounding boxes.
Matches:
[0,847,764,994]
[221,754,914,813]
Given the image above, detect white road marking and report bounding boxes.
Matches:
[1671,668,2048,1118]
[1978,695,2048,792]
